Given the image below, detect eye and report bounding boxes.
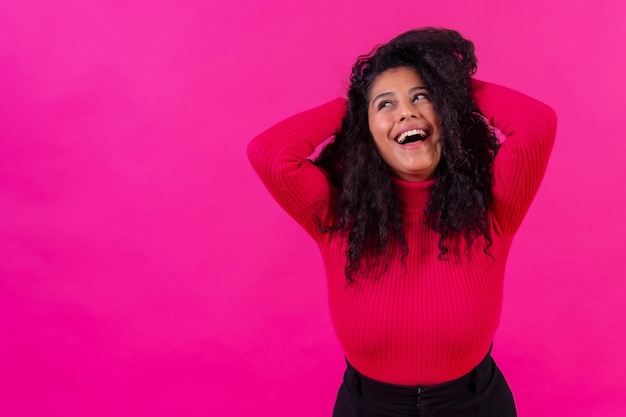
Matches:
[377,100,394,110]
[413,93,428,102]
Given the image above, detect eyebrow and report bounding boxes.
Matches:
[370,86,428,106]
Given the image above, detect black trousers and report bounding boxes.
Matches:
[333,351,517,417]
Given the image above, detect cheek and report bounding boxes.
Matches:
[368,115,390,139]
[428,109,441,128]
[368,123,380,142]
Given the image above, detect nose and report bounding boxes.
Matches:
[398,100,417,121]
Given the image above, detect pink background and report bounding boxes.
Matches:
[1,0,625,416]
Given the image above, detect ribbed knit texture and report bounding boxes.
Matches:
[248,80,557,385]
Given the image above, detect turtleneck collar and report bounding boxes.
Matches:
[392,177,435,212]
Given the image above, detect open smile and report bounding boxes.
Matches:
[395,128,430,145]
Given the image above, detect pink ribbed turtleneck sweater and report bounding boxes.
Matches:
[247,80,556,385]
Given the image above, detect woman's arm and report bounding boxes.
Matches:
[247,98,347,241]
[472,79,557,235]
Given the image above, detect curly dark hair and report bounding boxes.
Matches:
[314,27,500,281]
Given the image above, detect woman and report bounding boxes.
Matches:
[248,27,556,417]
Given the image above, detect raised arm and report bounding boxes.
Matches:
[472,79,557,235]
[247,98,347,241]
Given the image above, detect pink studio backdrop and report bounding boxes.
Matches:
[1,0,625,416]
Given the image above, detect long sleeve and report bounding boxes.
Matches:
[247,98,347,241]
[472,79,557,235]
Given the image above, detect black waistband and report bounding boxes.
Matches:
[344,348,493,403]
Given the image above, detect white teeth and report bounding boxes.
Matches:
[396,129,427,144]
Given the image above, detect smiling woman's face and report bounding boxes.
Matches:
[367,66,442,182]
